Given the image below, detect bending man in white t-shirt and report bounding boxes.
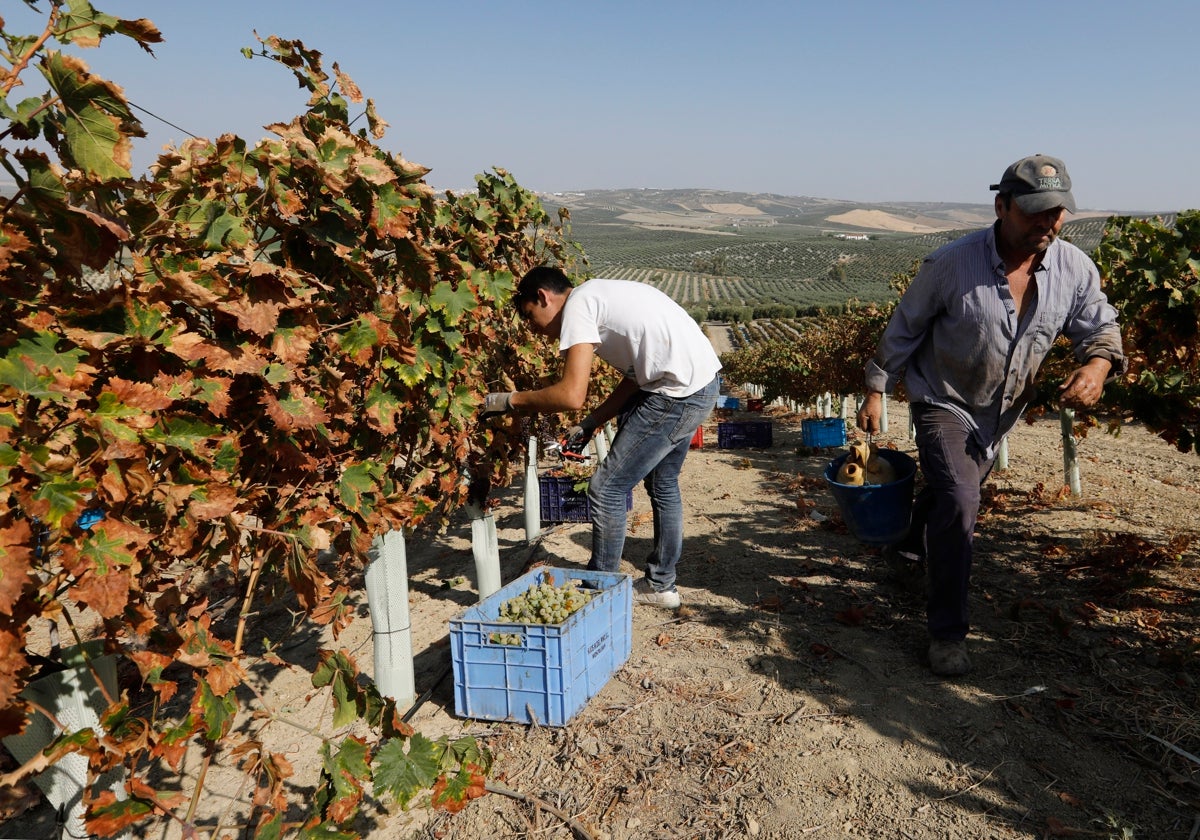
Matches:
[480,266,721,608]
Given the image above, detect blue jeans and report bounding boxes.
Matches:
[899,404,997,641]
[587,376,719,591]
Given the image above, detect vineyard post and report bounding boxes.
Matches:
[996,437,1009,471]
[604,421,617,446]
[880,394,890,434]
[593,431,610,463]
[1,642,127,840]
[1060,408,1082,496]
[468,503,502,600]
[525,436,542,541]
[364,530,416,706]
[841,396,852,420]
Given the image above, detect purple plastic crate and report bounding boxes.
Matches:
[717,421,773,449]
[539,474,633,523]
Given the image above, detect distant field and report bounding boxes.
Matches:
[564,201,1176,311]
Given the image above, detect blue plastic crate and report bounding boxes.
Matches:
[717,420,773,449]
[449,568,632,726]
[539,474,632,523]
[801,418,848,448]
[716,395,741,410]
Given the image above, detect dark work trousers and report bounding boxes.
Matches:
[898,403,998,642]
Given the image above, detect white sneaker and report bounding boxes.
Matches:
[633,577,681,609]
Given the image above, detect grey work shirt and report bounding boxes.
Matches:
[865,222,1125,456]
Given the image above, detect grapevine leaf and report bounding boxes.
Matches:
[253,813,284,840]
[263,364,293,385]
[431,762,488,813]
[263,391,330,431]
[0,520,34,615]
[200,206,252,250]
[212,440,241,474]
[445,735,490,770]
[371,182,418,238]
[144,418,221,454]
[84,792,154,837]
[364,383,403,434]
[338,462,380,512]
[312,649,360,729]
[18,150,67,204]
[124,300,171,340]
[32,477,91,527]
[319,737,370,823]
[471,268,514,303]
[337,316,379,360]
[11,332,87,374]
[192,678,236,741]
[428,281,476,326]
[42,53,137,179]
[372,733,441,808]
[0,357,57,401]
[79,524,136,572]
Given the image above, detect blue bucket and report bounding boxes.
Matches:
[823,449,918,545]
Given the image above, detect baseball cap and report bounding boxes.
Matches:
[989,154,1076,214]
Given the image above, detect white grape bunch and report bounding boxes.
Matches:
[489,580,594,645]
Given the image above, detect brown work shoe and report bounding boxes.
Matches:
[928,639,971,677]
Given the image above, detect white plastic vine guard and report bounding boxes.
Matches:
[2,641,129,840]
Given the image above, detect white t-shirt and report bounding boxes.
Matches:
[558,278,722,397]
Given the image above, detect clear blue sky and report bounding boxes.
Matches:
[8,0,1198,212]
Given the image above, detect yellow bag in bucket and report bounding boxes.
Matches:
[835,441,895,487]
[824,448,918,545]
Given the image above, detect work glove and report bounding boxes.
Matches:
[564,416,598,451]
[479,392,515,420]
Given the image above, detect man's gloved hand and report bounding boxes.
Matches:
[564,416,598,450]
[479,392,515,420]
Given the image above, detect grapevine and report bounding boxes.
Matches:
[0,7,585,836]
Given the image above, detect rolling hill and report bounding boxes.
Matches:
[537,188,1170,312]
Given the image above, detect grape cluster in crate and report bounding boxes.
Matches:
[488,579,594,645]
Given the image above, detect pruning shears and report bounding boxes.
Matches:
[547,435,591,464]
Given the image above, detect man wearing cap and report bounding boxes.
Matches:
[856,154,1125,676]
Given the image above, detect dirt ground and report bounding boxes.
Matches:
[4,399,1200,840]
[400,401,1200,840]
